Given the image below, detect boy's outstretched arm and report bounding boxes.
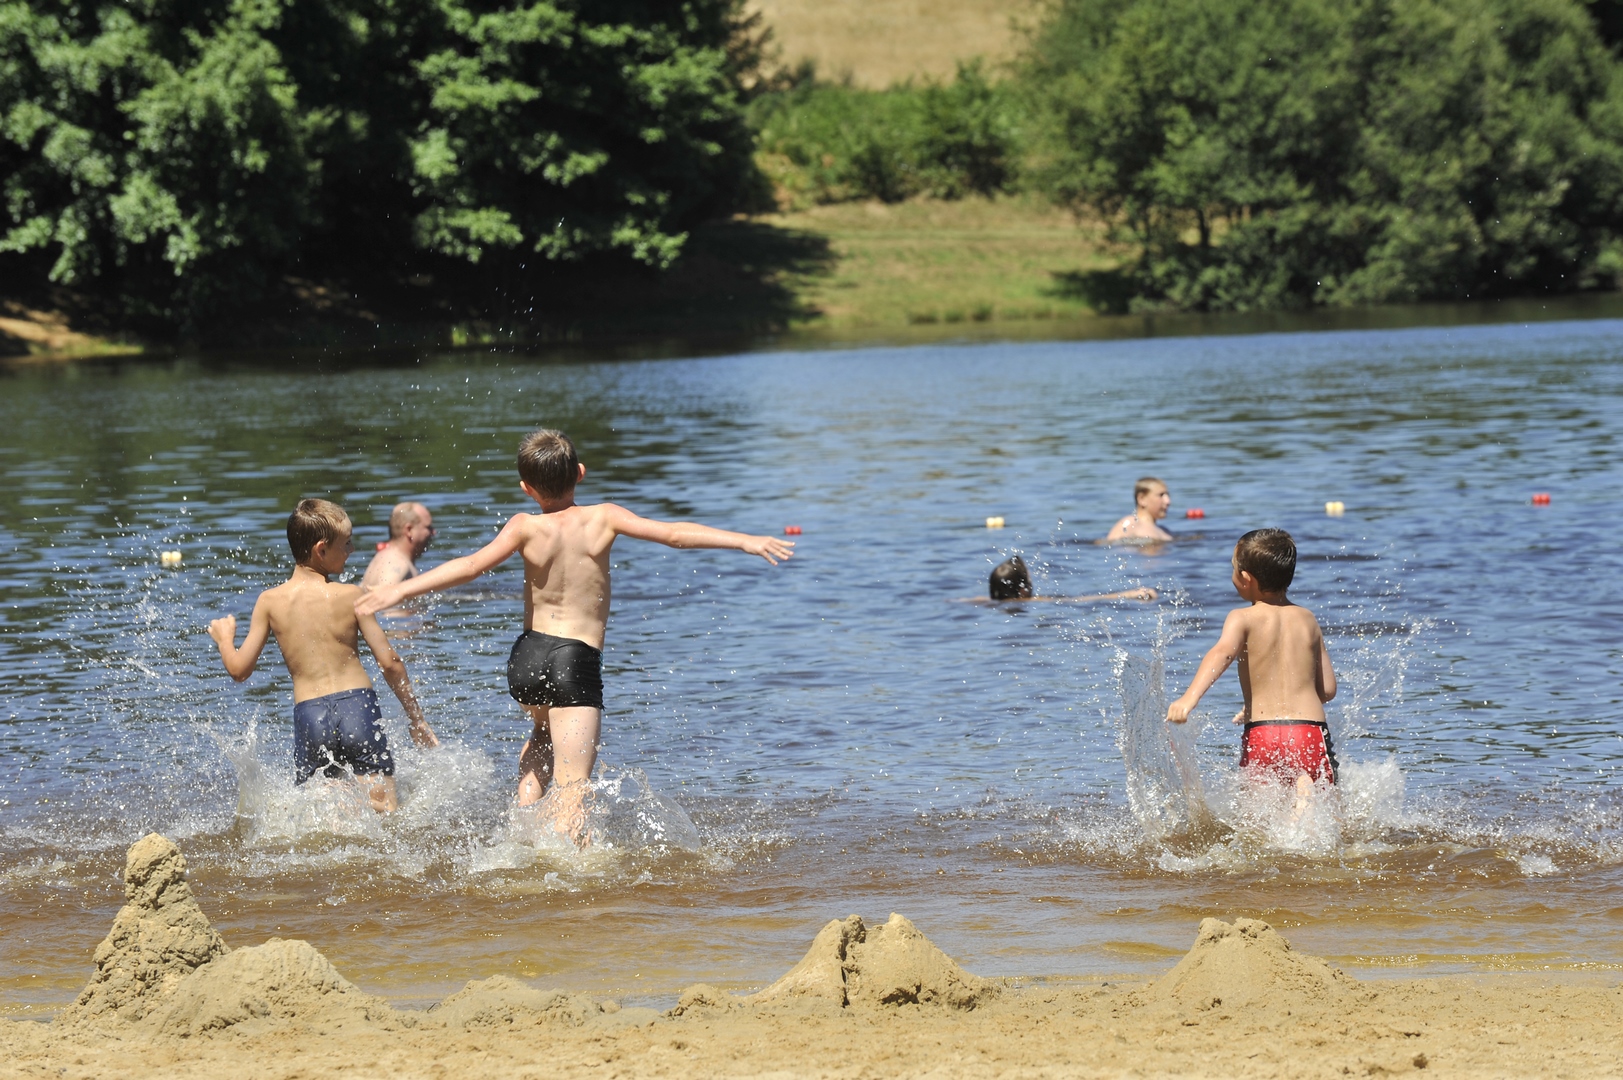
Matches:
[1166,610,1246,723]
[358,613,438,748]
[208,597,271,682]
[356,516,528,616]
[607,506,794,565]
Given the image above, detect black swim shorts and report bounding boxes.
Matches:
[507,630,604,710]
[291,687,395,783]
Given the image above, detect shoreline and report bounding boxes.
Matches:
[5,836,1618,1078]
[7,289,1623,371]
[8,940,1618,1078]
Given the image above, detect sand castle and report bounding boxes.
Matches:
[14,836,1610,1078]
[51,835,1002,1040]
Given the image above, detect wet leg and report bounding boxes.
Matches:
[359,774,399,813]
[517,706,600,844]
[1289,771,1314,820]
[517,705,555,806]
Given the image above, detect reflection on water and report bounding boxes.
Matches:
[2,315,1622,1014]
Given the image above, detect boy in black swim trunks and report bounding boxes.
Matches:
[356,429,792,839]
[209,498,439,812]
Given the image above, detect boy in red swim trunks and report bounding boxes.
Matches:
[1165,528,1338,791]
[355,429,793,841]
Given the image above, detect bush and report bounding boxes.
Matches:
[0,0,763,330]
[749,61,1022,207]
[1023,0,1623,311]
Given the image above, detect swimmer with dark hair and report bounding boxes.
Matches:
[960,555,1157,604]
[1103,477,1174,544]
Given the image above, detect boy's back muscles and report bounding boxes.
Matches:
[260,579,374,703]
[1233,604,1330,722]
[512,507,620,649]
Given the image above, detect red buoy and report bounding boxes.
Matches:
[1185,508,1205,519]
[1532,492,1551,505]
[376,540,388,550]
[784,525,802,535]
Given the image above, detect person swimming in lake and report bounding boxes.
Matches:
[966,555,1157,603]
[1103,477,1174,544]
[1165,528,1337,806]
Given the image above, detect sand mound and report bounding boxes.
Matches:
[149,937,399,1037]
[740,913,993,1012]
[55,834,228,1027]
[1146,918,1357,1013]
[432,976,606,1029]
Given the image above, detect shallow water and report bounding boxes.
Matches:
[3,318,1622,1015]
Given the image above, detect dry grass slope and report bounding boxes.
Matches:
[747,0,1037,87]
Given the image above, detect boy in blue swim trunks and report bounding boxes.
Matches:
[209,498,439,812]
[356,429,792,839]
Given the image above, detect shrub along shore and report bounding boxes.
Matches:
[6,0,1623,356]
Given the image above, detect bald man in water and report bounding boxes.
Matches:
[361,502,435,591]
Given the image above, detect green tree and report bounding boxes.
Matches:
[0,0,762,330]
[0,0,316,326]
[1026,0,1623,311]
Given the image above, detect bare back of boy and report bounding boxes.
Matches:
[1226,602,1332,722]
[255,576,378,701]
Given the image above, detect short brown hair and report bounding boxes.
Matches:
[1235,528,1296,593]
[1134,477,1165,502]
[517,429,580,498]
[287,499,351,562]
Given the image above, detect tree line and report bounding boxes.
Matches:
[5,0,1623,330]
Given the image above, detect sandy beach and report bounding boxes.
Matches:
[4,835,1618,1080]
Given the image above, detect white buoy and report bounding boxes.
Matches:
[1324,501,1345,517]
[160,550,183,566]
[985,516,1005,529]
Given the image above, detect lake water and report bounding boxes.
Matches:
[3,317,1622,1015]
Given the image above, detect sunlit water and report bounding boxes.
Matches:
[3,318,1622,1014]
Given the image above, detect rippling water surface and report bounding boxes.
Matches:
[3,318,1622,1014]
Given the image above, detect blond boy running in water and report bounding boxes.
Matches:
[356,429,793,840]
[208,499,439,813]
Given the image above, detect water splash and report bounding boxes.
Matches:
[492,765,701,861]
[1112,607,1213,842]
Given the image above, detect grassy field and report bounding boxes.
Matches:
[762,195,1115,331]
[746,0,1034,87]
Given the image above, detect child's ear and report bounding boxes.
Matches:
[577,463,587,482]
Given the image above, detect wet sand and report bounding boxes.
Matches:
[5,836,1618,1079]
[7,962,1619,1078]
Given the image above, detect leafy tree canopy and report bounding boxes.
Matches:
[0,0,760,329]
[1024,0,1623,311]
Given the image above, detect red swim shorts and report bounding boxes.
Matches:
[1239,720,1338,784]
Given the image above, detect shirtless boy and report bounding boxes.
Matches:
[208,499,439,812]
[1165,528,1338,790]
[355,429,793,838]
[1104,477,1174,543]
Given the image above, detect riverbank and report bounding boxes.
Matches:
[11,194,1623,365]
[5,836,1618,1080]
[6,838,1616,1071]
[9,973,1618,1078]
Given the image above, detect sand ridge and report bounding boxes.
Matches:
[6,835,1622,1078]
